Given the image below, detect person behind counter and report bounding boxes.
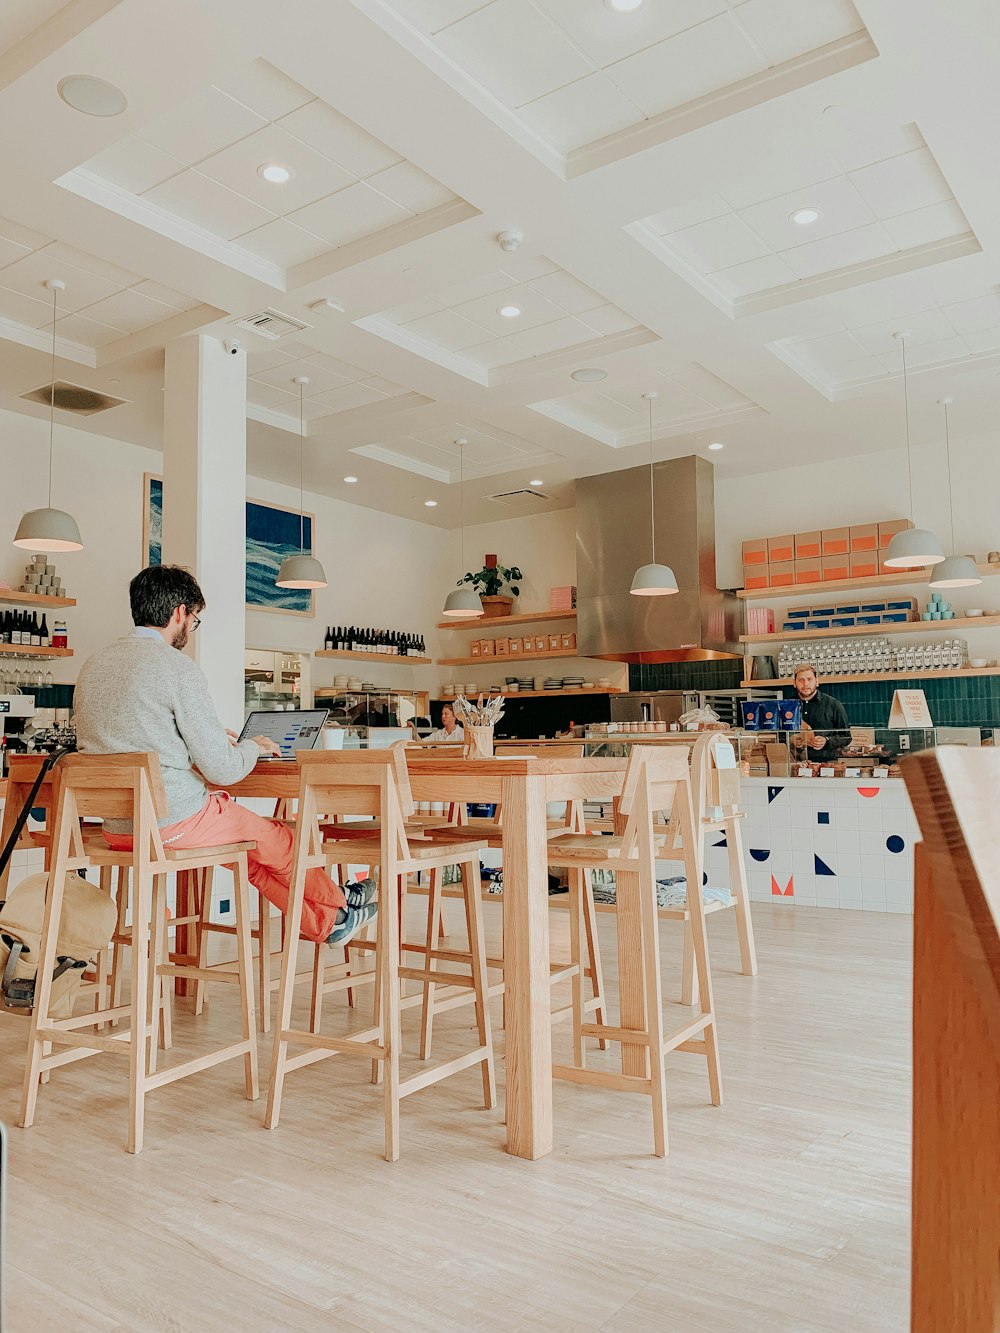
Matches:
[424,702,464,743]
[789,663,851,755]
[73,565,376,946]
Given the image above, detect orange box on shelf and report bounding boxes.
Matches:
[480,639,495,657]
[767,534,795,563]
[742,538,768,566]
[795,531,822,560]
[547,633,561,652]
[743,567,770,590]
[534,634,548,653]
[560,631,576,651]
[878,518,913,549]
[850,553,879,578]
[768,561,795,587]
[469,641,482,657]
[793,558,822,584]
[850,523,879,552]
[822,527,850,556]
[822,555,850,581]
[495,638,510,657]
[508,637,522,655]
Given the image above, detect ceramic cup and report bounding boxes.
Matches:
[989,552,1000,563]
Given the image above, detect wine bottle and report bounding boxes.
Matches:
[324,625,332,650]
[39,613,49,647]
[11,612,21,646]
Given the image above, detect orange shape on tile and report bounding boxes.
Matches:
[857,787,881,798]
[770,875,794,896]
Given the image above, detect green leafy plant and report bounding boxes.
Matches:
[459,559,523,597]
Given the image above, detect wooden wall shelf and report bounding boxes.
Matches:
[436,610,576,630]
[438,649,593,667]
[737,565,1000,600]
[741,666,1000,688]
[315,649,431,664]
[436,687,621,700]
[741,615,1000,644]
[0,592,76,608]
[0,646,73,658]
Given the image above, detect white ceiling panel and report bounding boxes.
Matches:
[713,255,798,298]
[0,287,59,327]
[781,223,897,280]
[737,176,876,253]
[287,182,411,247]
[406,308,493,350]
[86,138,185,195]
[145,170,277,239]
[849,147,953,219]
[213,58,314,122]
[733,0,864,66]
[365,161,455,212]
[668,213,770,272]
[0,251,122,312]
[277,101,403,177]
[235,218,329,266]
[515,74,642,156]
[141,86,268,164]
[196,125,354,212]
[80,289,182,335]
[535,0,727,67]
[53,313,125,347]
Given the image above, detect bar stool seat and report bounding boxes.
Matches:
[19,753,259,1155]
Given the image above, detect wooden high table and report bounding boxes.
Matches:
[219,753,629,1161]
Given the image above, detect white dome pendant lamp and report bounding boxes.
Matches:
[883,332,945,569]
[442,437,484,617]
[13,279,84,552]
[928,397,982,589]
[630,392,678,596]
[275,377,327,589]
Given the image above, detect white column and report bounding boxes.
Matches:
[162,334,247,729]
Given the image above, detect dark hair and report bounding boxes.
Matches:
[129,565,205,627]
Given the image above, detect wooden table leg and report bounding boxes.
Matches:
[501,772,554,1160]
[614,799,649,1079]
[173,869,192,998]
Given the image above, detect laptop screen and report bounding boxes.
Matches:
[239,709,329,759]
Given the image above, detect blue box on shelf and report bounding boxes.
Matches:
[882,612,910,623]
[786,609,810,620]
[832,616,857,627]
[857,614,882,625]
[806,618,831,630]
[836,603,862,615]
[861,601,887,613]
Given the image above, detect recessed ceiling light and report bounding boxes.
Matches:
[57,75,127,117]
[424,499,438,507]
[258,163,294,184]
[530,479,544,487]
[571,367,608,382]
[708,442,725,451]
[498,304,522,318]
[343,475,358,484]
[605,0,643,10]
[790,207,820,225]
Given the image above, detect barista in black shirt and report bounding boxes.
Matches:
[790,663,851,756]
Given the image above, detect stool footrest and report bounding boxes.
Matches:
[278,1024,383,1058]
[142,1040,255,1092]
[552,1063,652,1094]
[398,1046,489,1099]
[157,963,241,984]
[580,1023,646,1046]
[662,1013,711,1054]
[397,966,474,989]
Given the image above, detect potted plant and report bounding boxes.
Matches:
[459,554,523,618]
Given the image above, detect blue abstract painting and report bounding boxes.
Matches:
[246,499,313,615]
[143,477,314,615]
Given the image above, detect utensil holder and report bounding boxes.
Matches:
[464,725,495,759]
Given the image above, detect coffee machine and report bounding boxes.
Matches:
[0,694,36,773]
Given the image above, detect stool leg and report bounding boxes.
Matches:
[147,876,167,1075]
[95,865,113,1027]
[128,870,151,1155]
[265,826,311,1130]
[257,893,271,1034]
[193,868,212,1017]
[462,859,496,1110]
[232,853,259,1100]
[108,866,129,1026]
[568,871,585,1070]
[580,870,608,1050]
[309,942,325,1034]
[681,920,697,1007]
[19,855,72,1129]
[637,839,668,1159]
[370,872,385,1086]
[728,828,757,978]
[418,867,443,1060]
[381,873,401,1162]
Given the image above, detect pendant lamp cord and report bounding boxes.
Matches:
[648,394,656,563]
[48,282,58,508]
[298,379,305,556]
[459,439,466,571]
[943,399,955,555]
[900,334,914,523]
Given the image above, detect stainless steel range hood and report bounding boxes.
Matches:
[575,455,739,663]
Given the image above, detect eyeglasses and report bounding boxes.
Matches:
[190,613,201,631]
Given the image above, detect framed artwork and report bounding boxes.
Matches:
[246,497,315,617]
[142,478,315,616]
[143,473,163,567]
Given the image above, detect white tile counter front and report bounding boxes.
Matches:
[705,776,916,914]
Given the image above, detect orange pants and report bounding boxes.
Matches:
[104,791,346,943]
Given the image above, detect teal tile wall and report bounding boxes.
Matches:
[805,675,1000,727]
[629,660,743,692]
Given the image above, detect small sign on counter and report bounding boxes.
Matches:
[888,688,932,728]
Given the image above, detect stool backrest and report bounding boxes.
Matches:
[296,749,415,863]
[52,753,169,866]
[616,745,696,862]
[0,755,61,894]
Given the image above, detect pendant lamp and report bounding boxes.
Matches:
[275,376,327,589]
[630,392,678,596]
[928,397,981,589]
[13,279,84,552]
[883,333,945,569]
[442,437,484,617]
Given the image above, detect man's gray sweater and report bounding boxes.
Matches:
[74,631,259,828]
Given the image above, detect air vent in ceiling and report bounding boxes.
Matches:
[232,308,309,341]
[20,381,126,415]
[488,488,551,508]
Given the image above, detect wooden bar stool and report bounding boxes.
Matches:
[18,752,259,1154]
[265,748,495,1162]
[545,746,722,1157]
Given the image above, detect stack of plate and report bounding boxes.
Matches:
[544,678,563,690]
[563,676,585,690]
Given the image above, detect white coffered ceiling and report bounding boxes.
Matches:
[0,0,999,527]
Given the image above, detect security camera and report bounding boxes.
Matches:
[223,339,244,356]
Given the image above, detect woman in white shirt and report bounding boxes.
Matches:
[425,702,464,743]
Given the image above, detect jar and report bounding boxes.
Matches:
[51,620,68,649]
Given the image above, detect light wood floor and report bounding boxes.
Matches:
[0,902,911,1332]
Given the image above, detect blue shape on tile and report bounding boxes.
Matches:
[749,848,771,862]
[817,811,830,825]
[767,785,784,804]
[713,834,728,848]
[702,871,708,885]
[886,835,905,854]
[815,854,836,876]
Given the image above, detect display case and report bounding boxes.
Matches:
[244,649,310,716]
[314,687,427,730]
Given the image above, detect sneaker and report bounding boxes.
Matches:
[327,901,378,946]
[345,877,377,909]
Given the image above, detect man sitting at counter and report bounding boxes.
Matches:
[74,565,377,946]
[789,663,851,756]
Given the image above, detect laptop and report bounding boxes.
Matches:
[239,708,330,761]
